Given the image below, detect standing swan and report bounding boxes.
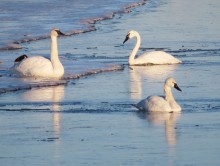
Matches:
[11,29,65,78]
[134,77,182,112]
[123,30,182,65]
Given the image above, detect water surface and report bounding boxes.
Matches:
[0,0,220,165]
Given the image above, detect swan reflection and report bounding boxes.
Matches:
[129,65,178,100]
[22,85,65,135]
[138,111,181,146]
[22,85,65,103]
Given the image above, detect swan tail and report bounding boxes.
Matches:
[131,104,143,111]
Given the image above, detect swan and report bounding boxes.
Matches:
[11,28,65,78]
[134,77,182,112]
[123,30,182,65]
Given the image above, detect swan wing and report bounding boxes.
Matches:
[137,96,171,112]
[136,51,182,65]
[13,56,53,77]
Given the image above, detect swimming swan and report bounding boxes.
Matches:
[134,77,182,112]
[123,30,182,65]
[11,29,65,78]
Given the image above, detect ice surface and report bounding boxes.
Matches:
[0,0,145,50]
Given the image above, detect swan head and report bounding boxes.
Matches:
[51,28,66,37]
[123,30,139,44]
[165,77,182,91]
[14,54,28,63]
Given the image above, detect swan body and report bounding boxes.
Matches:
[134,77,182,112]
[11,29,65,78]
[123,30,182,65]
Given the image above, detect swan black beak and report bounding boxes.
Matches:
[55,30,66,36]
[174,83,182,91]
[123,35,129,44]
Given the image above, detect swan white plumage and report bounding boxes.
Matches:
[123,30,182,65]
[134,77,182,112]
[11,29,65,78]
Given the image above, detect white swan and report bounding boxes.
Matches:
[123,30,182,65]
[134,77,182,112]
[11,29,65,78]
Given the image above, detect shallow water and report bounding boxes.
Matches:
[0,0,220,165]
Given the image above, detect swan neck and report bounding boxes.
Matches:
[129,33,141,65]
[164,85,175,103]
[51,36,58,60]
[50,36,61,68]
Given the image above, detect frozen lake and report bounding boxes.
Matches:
[0,0,220,165]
